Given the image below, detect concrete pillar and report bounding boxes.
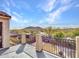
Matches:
[36,33,43,52]
[21,34,26,44]
[76,36,79,58]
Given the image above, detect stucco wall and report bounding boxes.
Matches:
[0,19,10,48]
[76,36,79,58]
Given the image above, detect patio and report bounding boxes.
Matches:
[0,43,60,58]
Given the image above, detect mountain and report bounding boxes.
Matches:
[23,26,43,31]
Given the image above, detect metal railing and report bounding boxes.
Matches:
[25,35,76,58]
[42,36,76,58]
[10,34,76,58]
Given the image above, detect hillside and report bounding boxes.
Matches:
[23,26,43,31]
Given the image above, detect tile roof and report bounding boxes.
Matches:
[0,11,11,18]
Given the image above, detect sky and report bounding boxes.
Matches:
[0,0,79,29]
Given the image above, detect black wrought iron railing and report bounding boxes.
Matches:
[42,36,76,58]
[10,34,76,58]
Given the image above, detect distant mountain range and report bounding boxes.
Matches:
[10,26,43,35]
[23,26,43,31]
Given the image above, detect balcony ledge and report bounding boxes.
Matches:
[0,43,61,58]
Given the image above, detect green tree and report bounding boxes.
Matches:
[44,27,53,37]
[73,30,79,37]
[53,32,64,39]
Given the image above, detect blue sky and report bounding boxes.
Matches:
[0,0,79,29]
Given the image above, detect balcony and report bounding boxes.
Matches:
[0,43,60,58]
[0,32,77,58]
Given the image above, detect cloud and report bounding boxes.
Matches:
[11,11,29,24]
[11,12,22,22]
[38,0,73,24]
[75,4,79,7]
[39,20,45,24]
[1,0,31,27]
[10,0,31,10]
[3,0,31,11]
[39,0,74,24]
[11,16,18,22]
[10,11,21,21]
[2,0,15,15]
[38,0,57,12]
[2,7,11,14]
[38,0,72,12]
[46,5,72,24]
[17,1,31,10]
[3,0,16,8]
[12,12,22,18]
[9,0,16,7]
[11,14,30,28]
[4,0,10,7]
[60,0,72,5]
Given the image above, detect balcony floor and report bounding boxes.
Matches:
[0,43,60,58]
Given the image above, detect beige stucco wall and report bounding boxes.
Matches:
[0,19,10,48]
[76,36,79,58]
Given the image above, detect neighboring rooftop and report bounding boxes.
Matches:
[0,44,60,58]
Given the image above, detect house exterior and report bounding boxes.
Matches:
[0,11,11,48]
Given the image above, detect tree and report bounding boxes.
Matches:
[53,32,64,39]
[73,30,79,37]
[44,26,53,37]
[30,30,37,36]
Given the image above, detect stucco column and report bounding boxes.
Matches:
[76,36,79,58]
[2,20,10,48]
[21,34,26,44]
[0,11,11,48]
[36,33,43,52]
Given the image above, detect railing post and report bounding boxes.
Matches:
[76,36,79,58]
[21,34,26,44]
[36,33,43,52]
